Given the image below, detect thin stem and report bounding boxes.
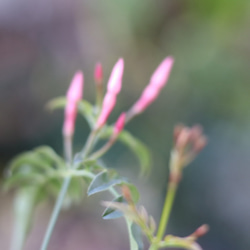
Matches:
[64,135,72,164]
[156,181,178,241]
[88,138,114,160]
[109,187,136,250]
[40,176,71,250]
[81,129,98,158]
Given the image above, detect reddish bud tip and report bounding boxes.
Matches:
[114,112,126,136]
[193,224,209,238]
[107,58,124,95]
[63,71,84,137]
[94,62,103,84]
[150,56,174,89]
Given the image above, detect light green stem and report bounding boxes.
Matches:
[156,182,178,241]
[109,187,136,250]
[40,176,71,250]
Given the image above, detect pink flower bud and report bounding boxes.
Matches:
[113,112,126,136]
[107,58,124,95]
[96,93,116,128]
[150,56,174,89]
[94,62,103,84]
[131,84,160,113]
[96,58,125,128]
[63,71,84,137]
[129,56,174,115]
[66,71,84,102]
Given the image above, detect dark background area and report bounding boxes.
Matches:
[1,0,250,249]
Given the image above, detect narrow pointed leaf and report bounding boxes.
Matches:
[100,128,151,175]
[88,170,125,196]
[102,196,125,220]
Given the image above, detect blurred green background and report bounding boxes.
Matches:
[1,0,250,249]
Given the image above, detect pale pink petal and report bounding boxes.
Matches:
[132,84,160,113]
[67,71,84,102]
[107,58,124,95]
[96,93,116,128]
[150,56,174,89]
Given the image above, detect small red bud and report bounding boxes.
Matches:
[94,62,103,84]
[113,112,126,136]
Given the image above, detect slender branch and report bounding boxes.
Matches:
[40,176,71,250]
[109,187,136,250]
[156,181,178,241]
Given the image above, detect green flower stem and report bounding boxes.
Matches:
[88,138,114,160]
[40,176,71,250]
[64,135,72,164]
[81,129,99,157]
[109,187,136,250]
[156,181,178,242]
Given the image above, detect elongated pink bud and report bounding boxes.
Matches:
[150,56,174,89]
[107,58,124,95]
[129,57,174,114]
[131,84,160,113]
[63,71,84,137]
[94,62,103,84]
[96,93,116,128]
[113,112,126,136]
[66,71,84,102]
[96,58,124,128]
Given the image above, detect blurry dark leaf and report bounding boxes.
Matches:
[102,196,125,220]
[88,170,126,196]
[47,97,96,128]
[100,128,151,176]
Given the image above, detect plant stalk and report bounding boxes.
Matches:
[156,181,178,241]
[40,176,71,250]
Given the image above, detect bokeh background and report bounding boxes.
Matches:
[1,0,250,249]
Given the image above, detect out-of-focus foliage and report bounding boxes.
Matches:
[0,0,250,249]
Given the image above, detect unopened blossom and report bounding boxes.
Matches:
[63,71,84,137]
[113,112,126,137]
[96,58,124,128]
[129,56,174,115]
[94,62,103,85]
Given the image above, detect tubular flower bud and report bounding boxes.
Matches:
[107,58,124,95]
[63,71,84,137]
[150,56,174,89]
[113,112,126,136]
[94,62,103,84]
[129,56,174,115]
[96,93,116,128]
[96,58,124,129]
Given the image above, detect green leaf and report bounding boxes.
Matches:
[131,223,144,250]
[47,97,96,128]
[87,170,126,196]
[100,128,151,176]
[102,196,125,220]
[8,152,52,174]
[34,146,65,169]
[4,172,44,190]
[10,187,40,250]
